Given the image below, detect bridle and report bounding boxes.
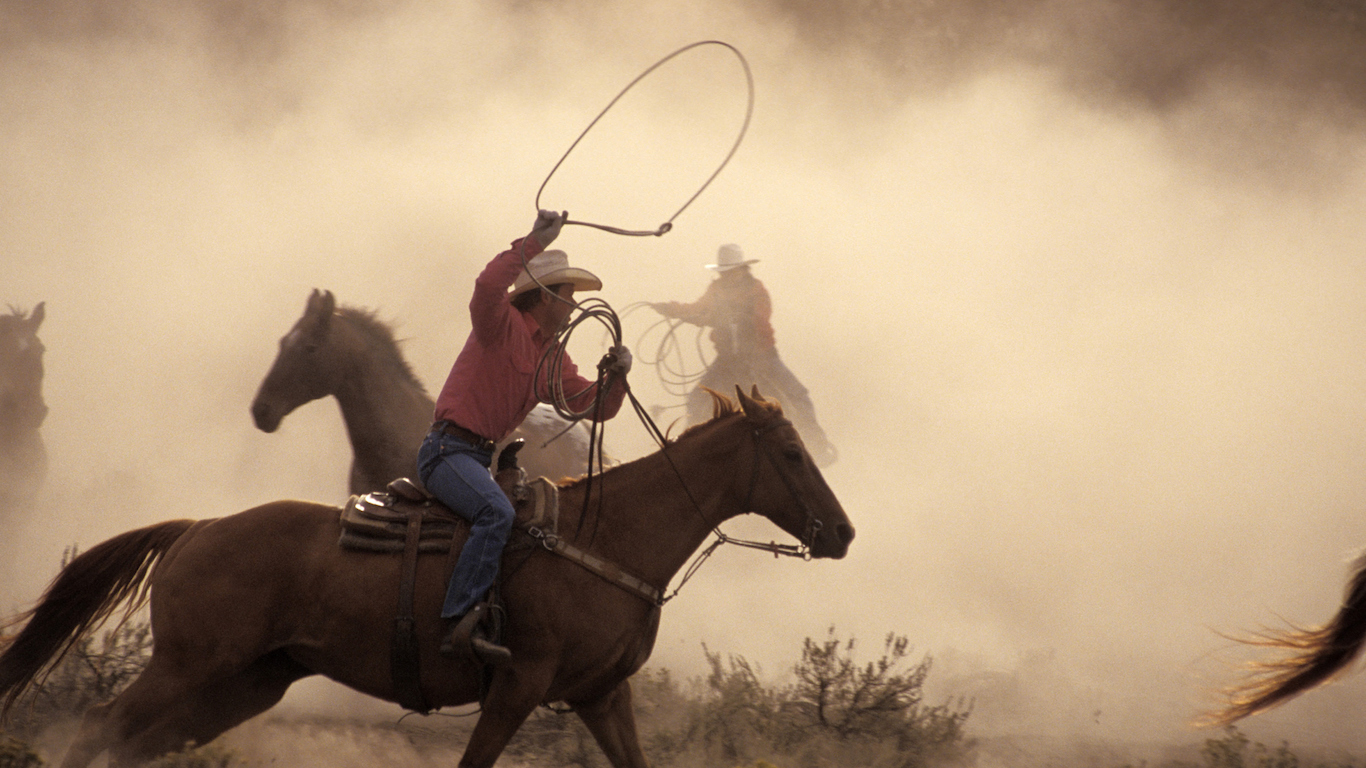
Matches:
[735,418,823,559]
[659,413,825,604]
[534,380,829,606]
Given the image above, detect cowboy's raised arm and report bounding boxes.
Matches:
[467,211,564,344]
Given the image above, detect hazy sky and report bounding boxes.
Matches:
[5,0,1366,753]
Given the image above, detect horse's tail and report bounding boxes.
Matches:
[0,519,196,718]
[1206,552,1366,726]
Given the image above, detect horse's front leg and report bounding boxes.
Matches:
[457,666,554,768]
[572,679,650,768]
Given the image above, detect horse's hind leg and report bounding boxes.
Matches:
[110,649,310,766]
[61,650,309,768]
[572,680,649,768]
[56,656,192,768]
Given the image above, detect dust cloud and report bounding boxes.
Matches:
[4,0,1366,760]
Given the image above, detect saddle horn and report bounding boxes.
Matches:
[497,439,526,473]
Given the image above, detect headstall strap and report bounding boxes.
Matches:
[728,418,818,559]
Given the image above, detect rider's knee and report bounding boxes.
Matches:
[476,496,516,529]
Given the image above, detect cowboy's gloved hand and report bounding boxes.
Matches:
[650,302,677,316]
[603,345,632,376]
[531,209,567,247]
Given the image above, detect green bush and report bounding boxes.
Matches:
[1120,726,1364,768]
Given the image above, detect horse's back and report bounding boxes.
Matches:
[144,499,446,698]
[148,501,355,643]
[509,403,598,481]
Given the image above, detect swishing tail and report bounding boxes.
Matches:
[0,519,196,718]
[1208,553,1366,726]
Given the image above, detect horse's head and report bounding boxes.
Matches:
[0,302,48,435]
[251,289,337,432]
[731,385,854,559]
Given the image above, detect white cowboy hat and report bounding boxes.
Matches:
[705,243,759,271]
[509,250,603,297]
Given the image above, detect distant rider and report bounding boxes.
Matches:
[652,243,835,467]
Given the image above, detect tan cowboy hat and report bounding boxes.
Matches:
[705,243,759,271]
[509,250,603,297]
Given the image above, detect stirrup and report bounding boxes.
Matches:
[439,603,510,666]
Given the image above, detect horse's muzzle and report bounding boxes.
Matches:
[250,400,281,433]
[815,521,855,559]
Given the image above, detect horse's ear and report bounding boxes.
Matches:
[306,289,336,317]
[737,385,782,423]
[736,385,765,421]
[304,289,336,325]
[28,301,44,330]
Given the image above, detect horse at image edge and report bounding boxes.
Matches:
[0,302,48,514]
[1207,552,1366,726]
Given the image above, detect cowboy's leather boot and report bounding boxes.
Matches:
[439,603,511,666]
[470,628,512,667]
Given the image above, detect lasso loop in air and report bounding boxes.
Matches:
[534,40,754,238]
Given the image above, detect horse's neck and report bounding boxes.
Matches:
[327,324,433,466]
[0,409,42,445]
[559,425,746,590]
[0,428,46,491]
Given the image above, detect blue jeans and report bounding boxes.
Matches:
[417,430,514,619]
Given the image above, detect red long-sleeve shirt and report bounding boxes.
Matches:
[657,269,776,358]
[433,235,626,442]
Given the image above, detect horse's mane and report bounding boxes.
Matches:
[675,388,742,441]
[334,306,428,396]
[0,306,33,331]
[557,389,777,494]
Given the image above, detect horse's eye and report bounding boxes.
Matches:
[783,444,804,462]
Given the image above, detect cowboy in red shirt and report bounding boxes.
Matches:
[653,244,836,467]
[420,210,631,664]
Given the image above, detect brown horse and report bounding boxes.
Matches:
[1206,553,1366,725]
[250,289,601,494]
[0,302,47,512]
[0,388,853,768]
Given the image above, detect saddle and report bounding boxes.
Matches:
[338,451,560,553]
[336,440,558,714]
